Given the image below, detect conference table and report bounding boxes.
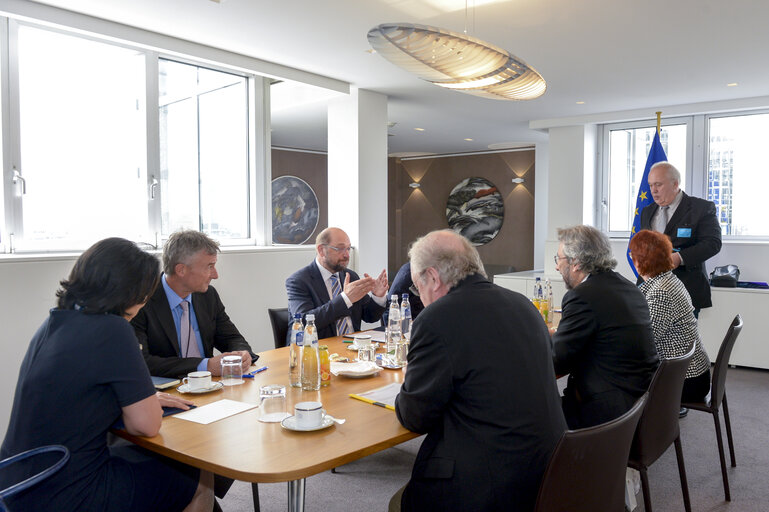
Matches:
[113,336,418,512]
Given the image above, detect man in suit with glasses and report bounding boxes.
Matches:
[286,227,388,339]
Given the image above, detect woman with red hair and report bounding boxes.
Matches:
[629,230,711,408]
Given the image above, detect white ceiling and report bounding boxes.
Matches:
[29,0,769,154]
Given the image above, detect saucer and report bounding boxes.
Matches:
[376,355,406,370]
[281,415,335,432]
[331,361,381,378]
[177,381,224,394]
[347,342,378,351]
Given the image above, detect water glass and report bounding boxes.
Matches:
[221,355,243,386]
[394,340,409,366]
[259,384,287,423]
[358,344,376,362]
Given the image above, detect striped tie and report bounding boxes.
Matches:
[330,273,353,336]
[180,300,200,358]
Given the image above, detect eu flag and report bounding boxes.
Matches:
[628,130,668,277]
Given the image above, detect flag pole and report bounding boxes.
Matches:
[656,111,662,135]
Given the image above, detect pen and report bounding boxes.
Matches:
[242,366,269,378]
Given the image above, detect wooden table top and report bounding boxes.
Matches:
[114,336,419,483]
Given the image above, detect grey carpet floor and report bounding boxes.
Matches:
[221,367,769,511]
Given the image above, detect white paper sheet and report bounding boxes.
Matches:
[355,382,402,407]
[173,399,258,425]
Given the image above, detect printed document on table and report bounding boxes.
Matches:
[174,399,257,425]
[354,382,402,407]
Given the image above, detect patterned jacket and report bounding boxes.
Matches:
[639,271,710,379]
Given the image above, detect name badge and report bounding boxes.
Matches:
[677,227,692,238]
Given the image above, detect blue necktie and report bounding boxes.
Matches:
[330,274,353,336]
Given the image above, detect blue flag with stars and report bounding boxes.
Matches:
[628,130,668,277]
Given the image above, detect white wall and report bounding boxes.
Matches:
[0,245,316,439]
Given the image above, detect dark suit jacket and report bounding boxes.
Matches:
[131,281,255,378]
[396,274,566,511]
[285,261,385,339]
[640,191,722,309]
[553,270,659,429]
[388,262,424,320]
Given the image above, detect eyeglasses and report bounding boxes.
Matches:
[553,254,569,266]
[408,284,420,297]
[324,245,351,254]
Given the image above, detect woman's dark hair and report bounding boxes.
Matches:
[629,229,675,277]
[56,238,161,316]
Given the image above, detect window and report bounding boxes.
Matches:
[707,113,769,237]
[2,20,265,252]
[159,60,249,239]
[602,120,689,234]
[13,26,149,250]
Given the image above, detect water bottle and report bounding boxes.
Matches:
[301,314,320,391]
[400,293,412,342]
[543,279,554,324]
[288,313,303,388]
[386,295,401,355]
[532,277,543,313]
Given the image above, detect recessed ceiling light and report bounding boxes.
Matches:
[387,121,397,128]
[464,138,474,141]
[727,82,738,87]
[576,101,585,104]
[365,49,377,54]
[414,127,425,132]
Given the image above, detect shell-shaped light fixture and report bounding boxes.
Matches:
[367,23,546,101]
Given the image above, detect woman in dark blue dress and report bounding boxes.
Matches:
[0,238,213,511]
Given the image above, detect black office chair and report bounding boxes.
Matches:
[268,308,290,349]
[628,344,696,512]
[0,445,70,512]
[534,393,648,512]
[682,314,743,501]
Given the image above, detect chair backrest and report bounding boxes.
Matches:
[0,445,70,511]
[710,314,743,409]
[534,393,648,512]
[268,308,290,349]
[630,343,695,466]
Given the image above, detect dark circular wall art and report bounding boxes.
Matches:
[445,177,504,245]
[272,175,319,244]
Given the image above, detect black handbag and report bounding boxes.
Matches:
[710,264,740,287]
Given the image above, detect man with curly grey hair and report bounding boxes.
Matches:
[552,225,659,429]
[391,230,566,512]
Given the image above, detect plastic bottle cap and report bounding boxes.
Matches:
[306,314,315,321]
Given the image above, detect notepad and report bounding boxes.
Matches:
[151,376,181,390]
[173,399,257,425]
[349,382,402,411]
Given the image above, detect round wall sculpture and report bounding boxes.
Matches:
[272,175,319,244]
[445,177,504,245]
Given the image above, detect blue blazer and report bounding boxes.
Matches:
[286,261,385,339]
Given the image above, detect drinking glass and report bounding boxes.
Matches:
[259,384,287,423]
[221,355,243,386]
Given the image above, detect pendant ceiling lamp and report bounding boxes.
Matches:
[367,23,546,101]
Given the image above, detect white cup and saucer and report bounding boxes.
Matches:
[177,370,223,394]
[281,401,335,431]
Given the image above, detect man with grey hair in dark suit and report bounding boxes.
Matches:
[640,161,722,317]
[391,230,566,512]
[552,225,659,429]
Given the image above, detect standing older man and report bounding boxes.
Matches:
[391,230,566,512]
[553,225,659,429]
[286,227,388,339]
[132,230,256,378]
[641,161,722,315]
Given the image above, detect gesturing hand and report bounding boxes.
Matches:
[367,269,389,298]
[343,272,375,303]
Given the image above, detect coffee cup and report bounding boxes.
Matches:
[294,401,324,428]
[353,334,372,349]
[183,370,212,391]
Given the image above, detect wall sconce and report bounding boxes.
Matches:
[511,177,525,184]
[409,182,421,189]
